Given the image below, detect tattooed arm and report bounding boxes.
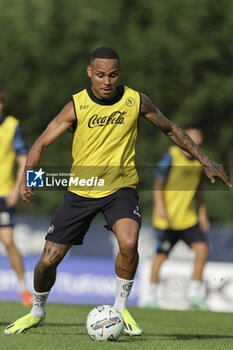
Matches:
[140,93,231,188]
[19,101,76,202]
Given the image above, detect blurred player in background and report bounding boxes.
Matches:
[4,47,231,335]
[148,124,210,310]
[0,86,32,307]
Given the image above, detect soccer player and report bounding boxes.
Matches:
[147,124,210,310]
[4,47,231,335]
[0,86,32,307]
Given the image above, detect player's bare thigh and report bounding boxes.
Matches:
[0,227,14,247]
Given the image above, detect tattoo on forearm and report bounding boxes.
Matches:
[169,125,197,155]
[168,125,210,166]
[140,93,209,165]
[31,147,42,154]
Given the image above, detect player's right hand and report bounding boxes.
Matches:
[20,187,34,202]
[19,175,34,202]
[204,161,232,188]
[156,208,169,221]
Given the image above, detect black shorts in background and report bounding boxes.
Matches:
[156,224,207,254]
[45,188,141,245]
[0,198,16,227]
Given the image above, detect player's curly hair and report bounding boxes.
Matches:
[90,47,119,64]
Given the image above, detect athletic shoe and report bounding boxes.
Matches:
[21,290,33,307]
[189,297,209,311]
[119,309,142,336]
[4,313,46,334]
[146,299,160,308]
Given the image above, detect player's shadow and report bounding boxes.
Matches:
[1,322,86,336]
[43,322,83,327]
[116,333,233,343]
[3,321,232,342]
[0,322,83,327]
[153,333,233,340]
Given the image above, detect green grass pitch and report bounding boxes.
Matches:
[1,302,233,350]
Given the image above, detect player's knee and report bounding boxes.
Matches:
[119,236,138,258]
[195,244,209,260]
[2,239,14,250]
[202,245,209,260]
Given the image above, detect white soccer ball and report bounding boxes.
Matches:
[86,305,124,341]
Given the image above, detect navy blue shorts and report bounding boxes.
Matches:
[45,188,141,245]
[0,198,16,228]
[156,224,207,254]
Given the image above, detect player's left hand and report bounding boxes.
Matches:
[204,161,232,188]
[198,212,210,233]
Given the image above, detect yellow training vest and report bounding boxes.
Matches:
[68,86,140,198]
[153,145,203,230]
[0,116,19,196]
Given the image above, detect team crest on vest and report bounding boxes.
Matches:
[126,97,135,107]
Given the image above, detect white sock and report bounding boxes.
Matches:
[149,283,159,301]
[18,280,27,292]
[114,276,134,310]
[187,280,203,299]
[30,290,50,318]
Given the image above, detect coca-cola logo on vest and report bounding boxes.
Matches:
[88,111,126,128]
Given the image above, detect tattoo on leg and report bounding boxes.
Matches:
[115,264,136,275]
[34,242,71,292]
[42,243,70,265]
